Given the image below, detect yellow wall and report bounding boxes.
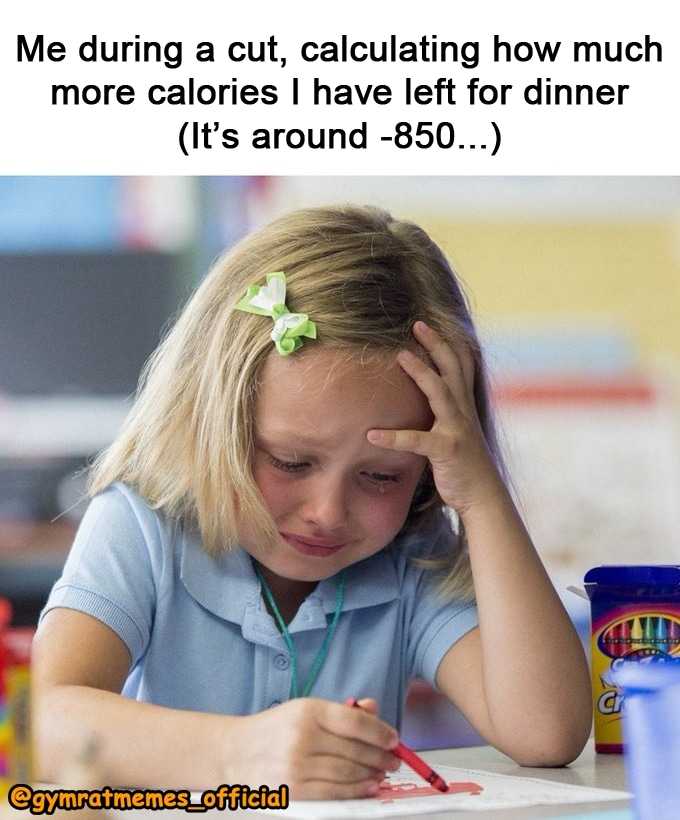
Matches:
[422,218,680,363]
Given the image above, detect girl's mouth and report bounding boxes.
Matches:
[280,532,348,557]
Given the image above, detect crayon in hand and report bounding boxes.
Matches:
[345,698,448,793]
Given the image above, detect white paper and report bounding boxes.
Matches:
[249,764,630,818]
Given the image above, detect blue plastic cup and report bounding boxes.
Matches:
[612,661,680,820]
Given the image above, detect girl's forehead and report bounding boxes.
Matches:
[259,347,399,394]
[255,347,433,435]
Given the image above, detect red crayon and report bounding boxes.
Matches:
[346,698,448,793]
[620,619,631,653]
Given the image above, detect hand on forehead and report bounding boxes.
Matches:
[255,346,434,450]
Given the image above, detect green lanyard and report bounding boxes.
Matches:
[255,565,346,699]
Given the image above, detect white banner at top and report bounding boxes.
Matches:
[1,0,678,174]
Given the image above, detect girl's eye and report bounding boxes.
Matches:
[268,456,308,473]
[268,456,400,485]
[366,472,400,485]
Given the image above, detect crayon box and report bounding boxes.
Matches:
[584,565,680,753]
[0,599,33,801]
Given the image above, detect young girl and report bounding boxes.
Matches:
[33,205,592,799]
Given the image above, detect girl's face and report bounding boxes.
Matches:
[240,347,434,587]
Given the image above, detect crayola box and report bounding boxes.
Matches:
[584,565,680,753]
[0,599,33,802]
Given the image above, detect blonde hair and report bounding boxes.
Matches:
[89,205,508,601]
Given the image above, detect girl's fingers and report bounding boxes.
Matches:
[314,703,400,772]
[356,697,378,715]
[396,350,458,422]
[292,777,383,801]
[412,321,475,405]
[457,343,477,397]
[368,427,456,461]
[319,702,398,752]
[299,754,386,785]
[308,735,399,783]
[367,427,431,457]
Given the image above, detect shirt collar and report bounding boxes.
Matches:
[180,528,402,626]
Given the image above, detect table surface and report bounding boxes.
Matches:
[422,739,630,818]
[1,739,630,819]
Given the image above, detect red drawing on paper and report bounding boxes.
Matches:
[376,779,483,802]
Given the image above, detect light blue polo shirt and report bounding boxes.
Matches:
[40,482,478,729]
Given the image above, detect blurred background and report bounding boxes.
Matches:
[1,176,679,748]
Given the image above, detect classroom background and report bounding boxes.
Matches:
[1,175,679,749]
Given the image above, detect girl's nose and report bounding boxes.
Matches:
[300,474,349,534]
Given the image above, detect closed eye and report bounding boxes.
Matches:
[366,472,400,483]
[268,456,308,473]
[267,456,400,483]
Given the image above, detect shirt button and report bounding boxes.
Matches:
[274,653,290,670]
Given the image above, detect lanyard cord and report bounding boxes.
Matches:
[255,565,346,699]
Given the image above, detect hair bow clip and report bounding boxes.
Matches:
[234,271,317,356]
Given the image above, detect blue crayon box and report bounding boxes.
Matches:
[584,565,680,754]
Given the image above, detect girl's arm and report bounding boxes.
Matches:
[33,609,400,796]
[33,609,230,789]
[368,322,592,765]
[435,482,592,766]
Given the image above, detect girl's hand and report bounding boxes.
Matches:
[368,321,505,517]
[225,698,400,800]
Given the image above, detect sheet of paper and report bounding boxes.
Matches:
[255,763,630,818]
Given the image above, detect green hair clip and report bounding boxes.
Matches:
[234,271,317,356]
